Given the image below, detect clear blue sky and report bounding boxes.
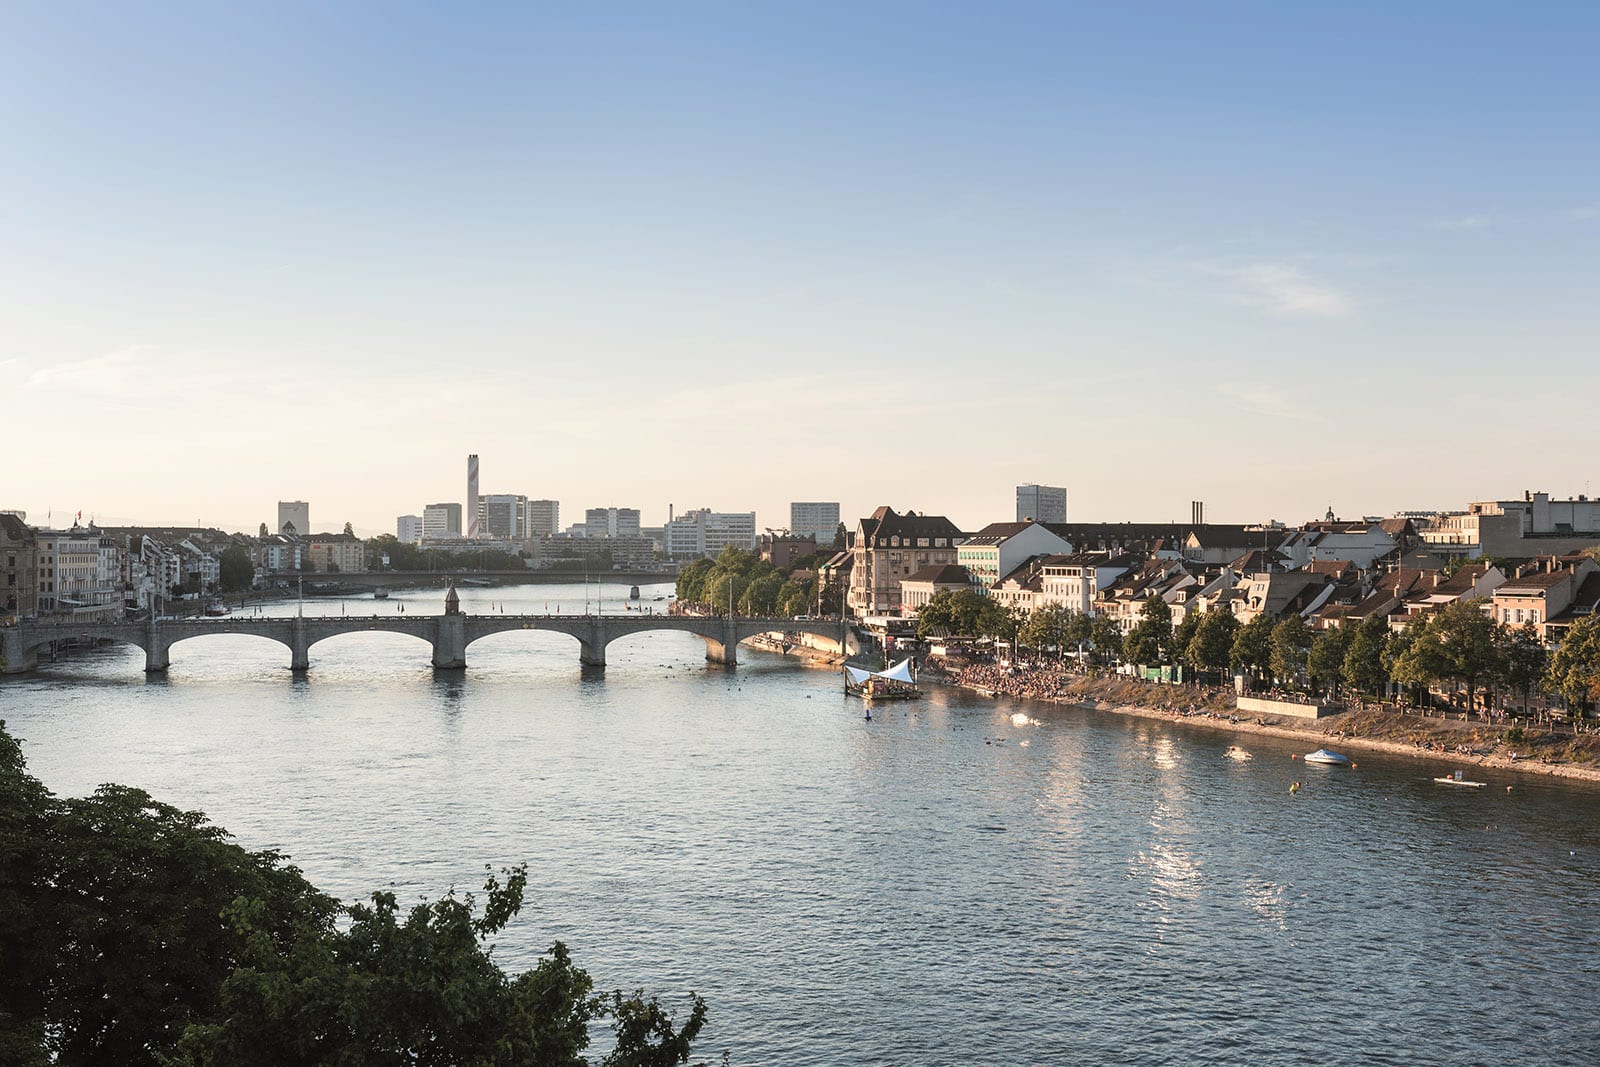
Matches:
[4,2,1597,533]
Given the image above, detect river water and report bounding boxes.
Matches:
[7,581,1600,1064]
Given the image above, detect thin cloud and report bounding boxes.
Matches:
[1216,383,1327,423]
[1199,261,1354,318]
[26,345,155,392]
[1568,204,1600,221]
[1430,215,1492,231]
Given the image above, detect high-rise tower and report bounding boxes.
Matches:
[467,453,480,539]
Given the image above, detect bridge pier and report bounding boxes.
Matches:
[432,614,466,670]
[579,618,606,667]
[704,618,739,667]
[143,622,169,673]
[1,629,37,674]
[289,618,310,672]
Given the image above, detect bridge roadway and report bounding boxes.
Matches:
[0,613,852,675]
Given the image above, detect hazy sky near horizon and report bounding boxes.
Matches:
[4,2,1597,535]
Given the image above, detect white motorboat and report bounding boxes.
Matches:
[1302,748,1351,766]
[1224,745,1253,761]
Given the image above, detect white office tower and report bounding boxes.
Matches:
[422,502,462,540]
[482,494,528,540]
[397,515,423,544]
[525,500,559,538]
[584,507,642,538]
[277,500,310,536]
[1015,484,1067,524]
[789,501,841,542]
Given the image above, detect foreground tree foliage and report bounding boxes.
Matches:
[0,722,709,1067]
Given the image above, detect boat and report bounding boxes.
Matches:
[844,659,921,701]
[629,585,640,600]
[202,599,230,617]
[1433,770,1487,788]
[1302,748,1352,766]
[373,587,390,600]
[1224,745,1253,761]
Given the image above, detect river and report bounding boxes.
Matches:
[7,581,1600,1064]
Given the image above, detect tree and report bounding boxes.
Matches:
[218,546,254,593]
[1341,615,1390,696]
[1433,601,1504,710]
[1089,614,1122,664]
[342,521,354,537]
[257,522,268,538]
[832,523,848,551]
[1230,613,1274,686]
[1122,594,1172,666]
[1185,609,1237,682]
[915,589,1014,641]
[0,721,709,1067]
[1501,623,1549,713]
[1306,625,1351,698]
[1546,616,1600,718]
[1269,615,1312,690]
[1020,604,1072,658]
[1171,610,1203,664]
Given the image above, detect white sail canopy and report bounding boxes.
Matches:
[845,659,915,685]
[878,658,916,683]
[844,665,876,685]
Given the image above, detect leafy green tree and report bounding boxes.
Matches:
[832,523,848,551]
[1065,610,1093,656]
[1342,614,1390,696]
[218,546,254,593]
[1171,610,1203,664]
[1184,609,1237,682]
[1306,624,1351,697]
[1230,613,1275,686]
[342,521,354,536]
[915,589,1015,641]
[0,721,709,1067]
[1390,617,1453,708]
[1269,615,1312,689]
[1501,623,1549,713]
[1546,616,1600,717]
[1433,601,1504,710]
[1122,595,1172,666]
[1020,604,1072,657]
[1089,614,1122,664]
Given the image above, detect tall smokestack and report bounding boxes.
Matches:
[467,453,480,539]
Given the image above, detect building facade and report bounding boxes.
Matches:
[789,501,841,544]
[0,514,38,619]
[277,500,310,537]
[306,533,367,574]
[482,494,529,541]
[422,502,462,541]
[958,521,1075,592]
[665,508,758,560]
[585,507,642,539]
[1016,484,1067,524]
[525,500,560,539]
[759,532,817,572]
[846,506,965,616]
[397,515,423,544]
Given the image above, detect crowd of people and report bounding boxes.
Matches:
[951,661,1072,701]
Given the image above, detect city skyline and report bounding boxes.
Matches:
[5,5,1599,530]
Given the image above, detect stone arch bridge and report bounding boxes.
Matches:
[1,614,854,676]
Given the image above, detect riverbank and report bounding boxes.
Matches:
[937,665,1600,786]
